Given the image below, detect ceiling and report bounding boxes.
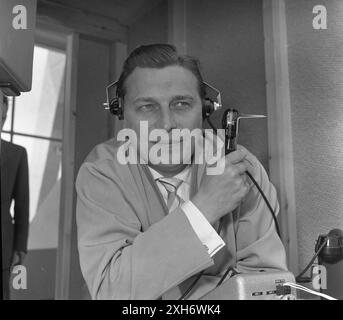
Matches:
[38,0,164,27]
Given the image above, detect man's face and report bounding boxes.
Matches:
[123,65,203,169]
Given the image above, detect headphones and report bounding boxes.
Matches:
[103,80,222,120]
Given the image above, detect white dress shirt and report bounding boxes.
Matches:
[148,166,225,257]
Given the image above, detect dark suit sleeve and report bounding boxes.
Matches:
[13,147,29,253]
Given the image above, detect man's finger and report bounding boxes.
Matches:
[226,149,247,164]
[234,162,249,175]
[243,159,255,175]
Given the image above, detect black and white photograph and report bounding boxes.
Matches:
[0,0,342,306]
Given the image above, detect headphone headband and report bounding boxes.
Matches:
[103,80,222,120]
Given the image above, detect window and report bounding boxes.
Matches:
[1,45,66,250]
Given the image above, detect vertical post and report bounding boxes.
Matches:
[0,90,3,300]
[55,32,79,299]
[263,0,298,274]
[168,0,187,54]
[0,90,3,152]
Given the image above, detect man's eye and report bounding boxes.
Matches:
[172,101,191,110]
[138,104,156,112]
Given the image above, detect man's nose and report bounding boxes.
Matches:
[159,108,177,132]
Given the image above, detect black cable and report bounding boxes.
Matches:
[246,171,281,238]
[206,116,217,132]
[295,237,328,283]
[206,117,282,238]
[213,173,281,288]
[178,271,205,300]
[179,117,282,299]
[216,267,238,288]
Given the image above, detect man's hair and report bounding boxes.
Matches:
[116,44,206,100]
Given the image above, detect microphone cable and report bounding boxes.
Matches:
[207,117,281,238]
[178,117,282,300]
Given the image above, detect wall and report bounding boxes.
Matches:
[10,249,56,299]
[285,0,343,270]
[128,0,168,52]
[186,0,269,170]
[127,0,268,170]
[69,36,110,299]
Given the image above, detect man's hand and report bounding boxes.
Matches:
[11,251,26,267]
[192,148,254,225]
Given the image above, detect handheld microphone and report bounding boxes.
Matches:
[221,108,281,239]
[222,108,266,154]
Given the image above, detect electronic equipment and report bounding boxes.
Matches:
[316,229,343,264]
[295,229,343,300]
[296,228,343,280]
[316,229,343,300]
[200,271,297,300]
[221,108,266,155]
[103,80,222,120]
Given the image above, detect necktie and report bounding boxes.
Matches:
[156,177,183,212]
[157,177,184,299]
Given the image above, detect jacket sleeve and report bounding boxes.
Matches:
[75,161,214,300]
[234,149,288,273]
[13,147,30,253]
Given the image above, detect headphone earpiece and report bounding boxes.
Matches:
[108,97,124,120]
[110,96,216,120]
[202,98,215,119]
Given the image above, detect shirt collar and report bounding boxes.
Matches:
[148,165,192,185]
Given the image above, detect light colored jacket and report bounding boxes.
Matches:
[76,137,287,300]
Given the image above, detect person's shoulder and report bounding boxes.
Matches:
[237,144,260,167]
[236,144,270,180]
[237,144,274,191]
[1,139,27,155]
[76,138,132,190]
[83,137,119,165]
[78,137,127,180]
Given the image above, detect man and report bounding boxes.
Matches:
[76,44,287,300]
[1,95,29,299]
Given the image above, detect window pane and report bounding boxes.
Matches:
[12,135,61,249]
[13,45,66,140]
[1,132,11,141]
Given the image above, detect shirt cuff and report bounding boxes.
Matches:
[181,200,225,257]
